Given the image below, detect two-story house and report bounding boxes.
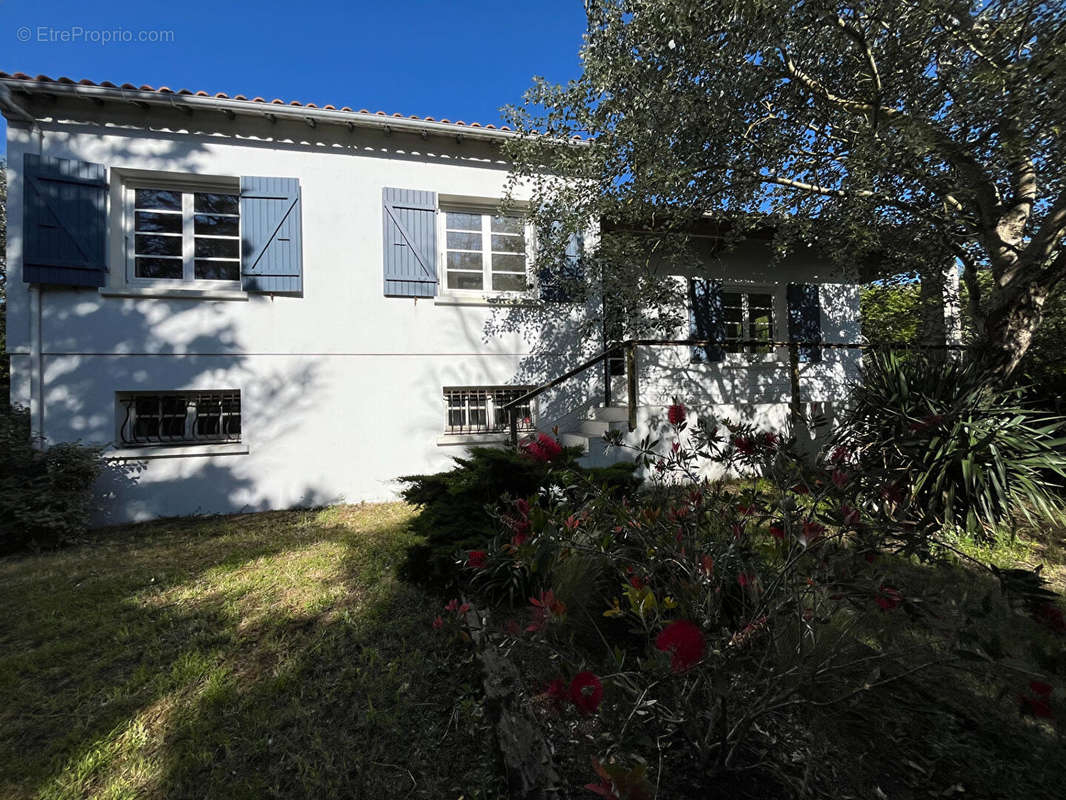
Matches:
[1,72,862,524]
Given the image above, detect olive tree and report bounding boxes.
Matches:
[505,0,1066,377]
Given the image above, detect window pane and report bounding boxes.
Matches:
[135,257,183,279]
[447,271,483,290]
[491,253,526,273]
[446,231,482,251]
[492,272,528,292]
[194,214,239,236]
[195,238,240,259]
[491,234,524,254]
[491,215,524,234]
[194,193,239,215]
[445,211,481,231]
[446,251,482,271]
[195,260,240,281]
[135,211,182,234]
[135,234,182,257]
[135,189,181,211]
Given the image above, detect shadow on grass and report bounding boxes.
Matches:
[0,504,501,800]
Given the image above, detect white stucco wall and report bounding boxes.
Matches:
[4,101,862,524]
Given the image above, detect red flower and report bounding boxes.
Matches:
[467,550,487,569]
[444,599,459,612]
[841,504,860,525]
[432,615,443,629]
[875,585,903,611]
[700,554,714,576]
[547,678,568,702]
[667,403,687,425]
[831,469,849,489]
[829,445,849,464]
[769,524,785,540]
[761,431,779,447]
[565,514,581,531]
[737,572,757,588]
[628,574,646,590]
[458,602,470,615]
[732,435,755,455]
[1033,602,1066,634]
[800,521,825,546]
[655,619,706,672]
[1020,693,1054,719]
[511,530,529,547]
[569,671,604,714]
[1030,680,1053,697]
[522,432,564,462]
[528,589,567,631]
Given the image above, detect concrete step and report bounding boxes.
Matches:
[559,433,590,453]
[593,406,630,423]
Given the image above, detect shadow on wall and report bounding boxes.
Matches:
[15,135,339,525]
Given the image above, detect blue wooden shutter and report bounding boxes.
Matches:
[240,176,303,294]
[787,283,823,363]
[689,278,725,362]
[22,153,108,287]
[383,188,437,297]
[539,229,584,303]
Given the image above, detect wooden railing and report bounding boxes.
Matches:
[501,338,967,448]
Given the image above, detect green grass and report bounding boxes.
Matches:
[0,503,501,800]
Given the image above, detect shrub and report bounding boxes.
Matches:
[832,351,1066,539]
[1,405,102,552]
[398,439,640,589]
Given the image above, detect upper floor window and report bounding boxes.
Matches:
[721,290,775,354]
[442,210,529,293]
[125,181,241,285]
[690,280,780,362]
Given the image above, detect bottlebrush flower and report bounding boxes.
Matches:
[700,554,714,575]
[667,403,687,425]
[522,432,564,462]
[875,585,903,611]
[569,671,604,714]
[769,524,785,540]
[841,504,861,525]
[431,616,443,629]
[655,619,706,672]
[444,599,459,612]
[732,435,755,455]
[467,550,487,569]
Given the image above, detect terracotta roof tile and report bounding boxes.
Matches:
[0,71,584,140]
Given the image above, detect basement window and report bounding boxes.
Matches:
[117,390,242,447]
[443,386,535,435]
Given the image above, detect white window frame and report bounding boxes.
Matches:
[438,203,534,297]
[120,175,242,290]
[442,386,536,437]
[692,282,787,364]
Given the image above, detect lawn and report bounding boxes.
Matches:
[0,504,501,800]
[2,502,1064,800]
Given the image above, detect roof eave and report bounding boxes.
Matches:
[0,78,584,147]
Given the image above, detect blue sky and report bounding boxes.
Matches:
[1,0,587,153]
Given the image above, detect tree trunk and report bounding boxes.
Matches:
[978,282,1049,378]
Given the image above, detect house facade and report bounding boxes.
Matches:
[1,73,862,524]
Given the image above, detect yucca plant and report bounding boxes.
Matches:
[833,351,1066,539]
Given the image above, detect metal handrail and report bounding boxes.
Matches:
[502,337,969,447]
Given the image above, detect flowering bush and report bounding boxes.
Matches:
[439,401,1063,796]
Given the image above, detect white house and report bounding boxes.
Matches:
[1,72,862,524]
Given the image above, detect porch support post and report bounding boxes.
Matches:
[625,342,637,433]
[788,342,802,425]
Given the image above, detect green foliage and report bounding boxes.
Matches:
[1,404,102,551]
[505,1,1066,374]
[834,352,1066,539]
[861,283,921,345]
[398,444,640,589]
